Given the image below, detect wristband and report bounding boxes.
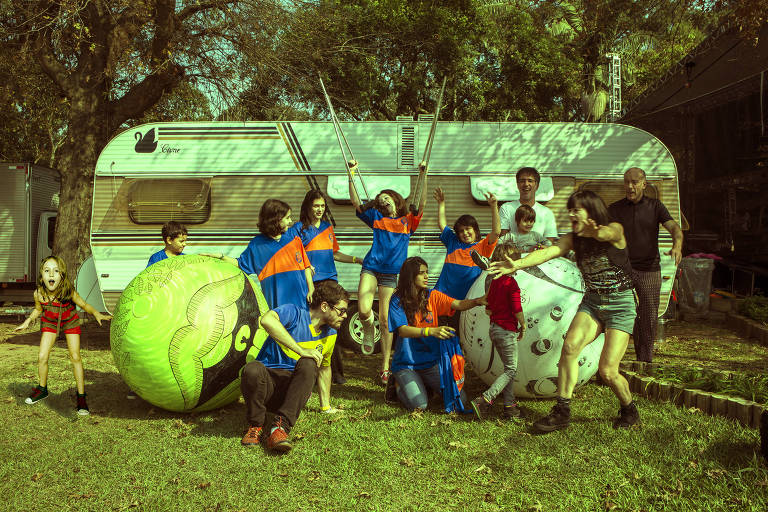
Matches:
[425,327,430,337]
[352,256,357,263]
[320,405,331,411]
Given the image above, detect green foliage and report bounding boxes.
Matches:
[649,365,768,404]
[739,295,768,324]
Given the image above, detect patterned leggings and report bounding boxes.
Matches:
[631,269,661,362]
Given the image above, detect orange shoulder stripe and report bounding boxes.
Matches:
[258,237,309,281]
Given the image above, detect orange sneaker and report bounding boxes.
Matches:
[266,416,292,453]
[241,426,263,446]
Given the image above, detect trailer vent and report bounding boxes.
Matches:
[398,125,416,169]
[126,179,211,225]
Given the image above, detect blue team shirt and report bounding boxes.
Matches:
[356,208,422,275]
[236,226,310,310]
[146,249,185,267]
[434,227,497,300]
[256,304,337,370]
[389,289,455,372]
[295,221,340,282]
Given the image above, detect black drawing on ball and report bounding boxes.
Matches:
[531,338,552,356]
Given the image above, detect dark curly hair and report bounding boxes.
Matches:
[310,280,350,309]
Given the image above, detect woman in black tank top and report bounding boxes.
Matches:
[490,190,639,433]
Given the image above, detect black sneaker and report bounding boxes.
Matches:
[613,402,639,429]
[470,250,491,270]
[384,376,398,404]
[533,403,570,432]
[76,393,90,416]
[470,396,492,420]
[24,386,48,405]
[503,403,523,421]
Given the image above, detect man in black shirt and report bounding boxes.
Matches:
[609,168,683,362]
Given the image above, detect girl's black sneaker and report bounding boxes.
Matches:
[76,393,90,416]
[24,385,48,405]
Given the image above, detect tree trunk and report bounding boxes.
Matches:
[53,96,110,284]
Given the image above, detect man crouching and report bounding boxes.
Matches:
[240,280,349,453]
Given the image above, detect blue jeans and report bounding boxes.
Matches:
[394,364,467,411]
[482,322,518,406]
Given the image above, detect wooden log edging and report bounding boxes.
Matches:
[725,312,768,347]
[619,369,766,429]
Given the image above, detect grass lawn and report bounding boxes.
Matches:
[0,319,766,511]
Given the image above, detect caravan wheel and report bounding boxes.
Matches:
[339,302,382,354]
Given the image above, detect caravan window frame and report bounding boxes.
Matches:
[126,178,212,225]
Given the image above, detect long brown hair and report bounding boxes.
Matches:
[36,255,74,302]
[299,189,326,231]
[375,189,408,218]
[395,256,429,325]
[567,190,612,227]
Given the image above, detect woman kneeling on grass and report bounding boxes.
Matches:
[388,257,486,413]
[490,190,639,432]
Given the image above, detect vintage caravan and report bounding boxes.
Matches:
[89,120,681,349]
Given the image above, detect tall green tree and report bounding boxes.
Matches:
[1,0,283,276]
[231,0,578,122]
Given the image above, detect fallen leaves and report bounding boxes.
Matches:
[349,408,371,422]
[474,464,492,474]
[448,441,468,449]
[399,457,414,467]
[705,469,728,479]
[307,470,321,481]
[31,472,43,481]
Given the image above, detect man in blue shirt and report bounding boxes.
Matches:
[239,280,350,453]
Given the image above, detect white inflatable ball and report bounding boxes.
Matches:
[459,257,604,398]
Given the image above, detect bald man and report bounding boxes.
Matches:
[609,168,683,362]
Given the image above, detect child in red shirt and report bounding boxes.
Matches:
[470,243,526,420]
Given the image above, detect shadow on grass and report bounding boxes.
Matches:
[700,439,762,468]
[2,320,112,350]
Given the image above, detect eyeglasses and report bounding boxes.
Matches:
[330,305,348,316]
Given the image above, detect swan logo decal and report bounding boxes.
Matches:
[134,128,157,153]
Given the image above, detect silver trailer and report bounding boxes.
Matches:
[0,162,59,289]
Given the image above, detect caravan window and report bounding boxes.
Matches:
[127,179,211,224]
[578,180,659,206]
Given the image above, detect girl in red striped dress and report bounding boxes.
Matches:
[15,256,112,415]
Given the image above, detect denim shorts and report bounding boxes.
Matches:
[577,288,637,334]
[361,268,398,289]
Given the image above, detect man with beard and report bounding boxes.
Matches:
[238,281,349,453]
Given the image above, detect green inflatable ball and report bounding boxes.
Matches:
[110,255,269,412]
